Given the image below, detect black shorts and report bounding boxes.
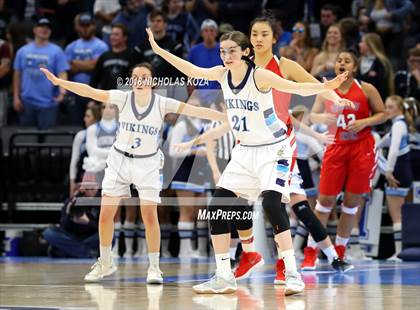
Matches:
[386,152,413,197]
[171,155,206,193]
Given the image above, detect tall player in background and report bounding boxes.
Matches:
[309,51,386,263]
[40,63,226,284]
[147,26,348,295]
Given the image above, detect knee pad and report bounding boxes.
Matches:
[261,191,290,234]
[208,188,236,235]
[292,201,328,243]
[341,205,359,215]
[231,197,253,231]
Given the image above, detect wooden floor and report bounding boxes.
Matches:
[1,257,419,309]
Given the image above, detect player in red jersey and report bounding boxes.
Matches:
[309,50,386,261]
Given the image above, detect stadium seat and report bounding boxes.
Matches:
[398,203,420,261]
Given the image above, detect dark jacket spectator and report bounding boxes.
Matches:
[395,47,420,100]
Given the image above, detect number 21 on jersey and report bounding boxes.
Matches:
[232,115,249,132]
[337,113,356,129]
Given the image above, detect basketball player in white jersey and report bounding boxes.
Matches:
[146,28,348,295]
[40,63,226,284]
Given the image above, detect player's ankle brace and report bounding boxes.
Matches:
[208,188,236,235]
[261,191,289,234]
[292,200,328,243]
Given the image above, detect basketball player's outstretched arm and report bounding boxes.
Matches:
[176,103,227,122]
[309,95,338,125]
[254,68,348,96]
[146,28,225,81]
[290,115,334,145]
[282,57,353,107]
[172,122,231,152]
[40,68,109,103]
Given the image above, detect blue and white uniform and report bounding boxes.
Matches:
[377,115,413,196]
[102,90,181,202]
[409,131,420,181]
[217,64,293,203]
[290,132,324,198]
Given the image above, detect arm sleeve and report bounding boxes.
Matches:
[168,122,191,157]
[162,96,182,115]
[69,131,84,180]
[108,89,129,111]
[85,124,110,159]
[387,121,407,172]
[376,132,391,149]
[390,0,415,19]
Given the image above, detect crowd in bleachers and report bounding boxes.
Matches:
[1,0,420,261]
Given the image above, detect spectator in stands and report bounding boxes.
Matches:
[13,18,69,130]
[217,0,261,33]
[281,21,318,72]
[90,24,132,90]
[69,103,102,197]
[359,32,394,100]
[43,174,100,258]
[319,4,339,43]
[65,13,108,125]
[132,10,185,99]
[93,0,121,42]
[111,0,154,48]
[162,0,200,54]
[339,17,361,50]
[83,103,118,185]
[272,11,292,56]
[0,21,12,127]
[311,24,344,80]
[362,0,415,66]
[395,47,420,100]
[377,95,415,260]
[185,0,218,26]
[187,18,222,106]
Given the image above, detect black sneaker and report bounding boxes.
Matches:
[331,257,354,273]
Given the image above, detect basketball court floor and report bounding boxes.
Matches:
[1,257,419,309]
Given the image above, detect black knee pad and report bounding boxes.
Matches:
[261,191,290,234]
[292,200,328,243]
[231,197,253,231]
[208,188,236,235]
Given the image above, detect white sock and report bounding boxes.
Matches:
[178,221,194,255]
[100,245,112,264]
[230,238,239,259]
[336,235,349,247]
[307,236,317,249]
[393,223,402,254]
[125,221,135,255]
[215,253,232,278]
[239,234,255,252]
[282,249,298,274]
[148,252,160,268]
[322,245,338,264]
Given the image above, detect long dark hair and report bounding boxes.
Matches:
[220,31,255,68]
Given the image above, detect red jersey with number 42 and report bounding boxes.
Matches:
[325,80,371,144]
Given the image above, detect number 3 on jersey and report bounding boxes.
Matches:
[337,114,356,129]
[232,115,249,132]
[131,138,142,149]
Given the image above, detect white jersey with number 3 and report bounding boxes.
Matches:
[219,65,288,145]
[107,90,181,156]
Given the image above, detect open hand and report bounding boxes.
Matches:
[146,27,161,55]
[172,140,194,153]
[316,132,335,145]
[385,172,400,188]
[40,67,60,86]
[323,71,348,90]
